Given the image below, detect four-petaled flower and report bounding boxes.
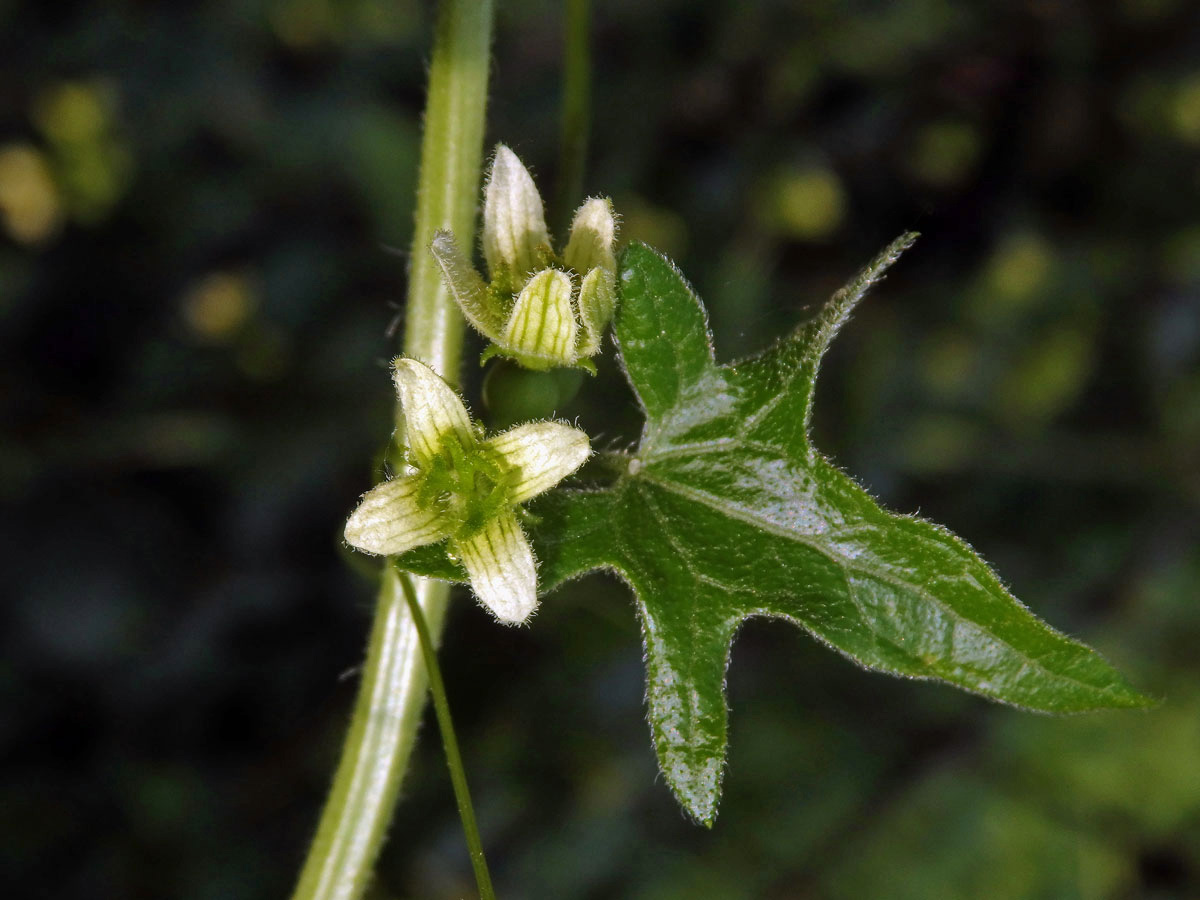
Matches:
[431,144,618,372]
[344,358,590,624]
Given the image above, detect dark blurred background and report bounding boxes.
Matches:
[3,0,1200,897]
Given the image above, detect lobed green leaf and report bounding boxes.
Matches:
[397,239,1152,825]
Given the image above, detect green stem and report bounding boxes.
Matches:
[406,0,494,377]
[552,0,592,235]
[397,573,495,899]
[292,1,494,899]
[291,570,450,900]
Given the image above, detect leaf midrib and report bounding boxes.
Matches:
[632,452,1127,703]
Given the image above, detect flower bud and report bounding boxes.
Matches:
[575,266,616,357]
[564,197,617,276]
[500,268,578,369]
[482,145,552,289]
[432,145,620,372]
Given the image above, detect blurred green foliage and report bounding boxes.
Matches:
[2,0,1198,898]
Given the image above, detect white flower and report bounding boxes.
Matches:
[344,358,590,624]
[430,144,618,371]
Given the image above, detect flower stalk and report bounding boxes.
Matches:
[396,572,495,900]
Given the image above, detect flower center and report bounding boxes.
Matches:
[417,436,520,539]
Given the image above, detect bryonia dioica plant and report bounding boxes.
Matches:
[294,3,1150,898]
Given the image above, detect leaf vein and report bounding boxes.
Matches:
[635,470,1123,698]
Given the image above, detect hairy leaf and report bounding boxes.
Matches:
[399,238,1151,824]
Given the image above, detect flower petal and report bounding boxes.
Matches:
[482,144,551,284]
[501,268,578,368]
[563,196,616,275]
[393,358,476,467]
[345,474,452,556]
[430,230,499,339]
[487,421,591,503]
[454,510,538,624]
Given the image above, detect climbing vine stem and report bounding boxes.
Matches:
[291,1,494,898]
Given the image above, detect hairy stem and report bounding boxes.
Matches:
[291,570,451,900]
[397,573,495,899]
[406,0,494,377]
[292,2,494,898]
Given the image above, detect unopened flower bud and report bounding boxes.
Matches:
[575,266,616,357]
[564,197,617,276]
[432,144,620,372]
[500,268,579,370]
[482,145,552,289]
